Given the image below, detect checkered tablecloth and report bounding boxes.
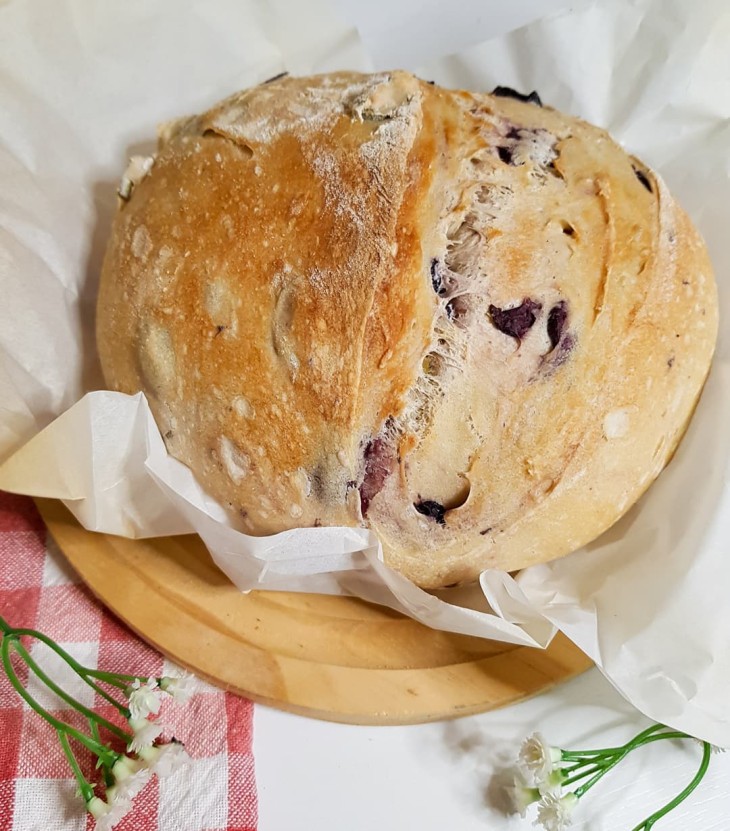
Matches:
[0,492,258,831]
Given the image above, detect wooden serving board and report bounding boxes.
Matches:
[36,498,592,725]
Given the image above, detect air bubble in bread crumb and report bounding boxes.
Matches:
[603,408,632,439]
[205,279,230,322]
[219,436,249,484]
[295,467,312,497]
[131,225,153,260]
[138,321,176,396]
[221,215,235,238]
[233,396,253,418]
[254,165,263,176]
[158,245,173,264]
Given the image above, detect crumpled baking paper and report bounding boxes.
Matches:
[1,0,729,743]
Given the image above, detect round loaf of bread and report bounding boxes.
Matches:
[97,71,718,589]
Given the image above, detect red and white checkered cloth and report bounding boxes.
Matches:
[0,492,258,831]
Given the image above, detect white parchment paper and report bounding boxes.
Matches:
[1,0,729,742]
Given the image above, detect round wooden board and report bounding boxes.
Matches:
[35,498,592,725]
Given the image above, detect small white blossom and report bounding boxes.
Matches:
[107,770,151,805]
[96,798,133,831]
[127,679,162,720]
[87,796,110,820]
[519,732,562,783]
[538,769,565,797]
[507,770,541,817]
[694,739,726,754]
[535,792,578,831]
[159,671,195,703]
[111,754,141,783]
[127,717,164,752]
[109,754,152,801]
[139,739,189,778]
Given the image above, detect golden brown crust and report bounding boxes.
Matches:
[97,72,718,588]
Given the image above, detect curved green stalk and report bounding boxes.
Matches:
[2,625,139,696]
[630,742,712,830]
[0,637,114,763]
[83,668,143,687]
[12,640,131,743]
[568,729,709,802]
[561,724,669,761]
[562,763,605,787]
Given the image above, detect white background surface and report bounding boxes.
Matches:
[254,669,730,830]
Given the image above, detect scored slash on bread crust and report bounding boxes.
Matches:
[97,71,718,589]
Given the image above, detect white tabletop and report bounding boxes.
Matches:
[254,668,730,830]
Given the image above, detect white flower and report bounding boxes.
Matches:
[538,769,565,797]
[694,739,727,754]
[519,732,562,783]
[139,739,190,778]
[111,754,141,783]
[109,754,152,801]
[87,796,110,820]
[127,716,164,752]
[159,671,195,703]
[107,769,151,804]
[96,799,133,831]
[127,679,162,720]
[507,770,541,817]
[86,795,132,830]
[535,792,578,831]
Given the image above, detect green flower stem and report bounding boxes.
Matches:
[86,681,129,714]
[561,724,669,761]
[562,758,605,775]
[83,668,147,687]
[574,748,633,798]
[11,639,131,744]
[58,730,94,802]
[562,729,695,789]
[0,637,116,764]
[89,721,116,786]
[562,763,606,787]
[1,622,132,707]
[630,741,712,830]
[571,730,689,800]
